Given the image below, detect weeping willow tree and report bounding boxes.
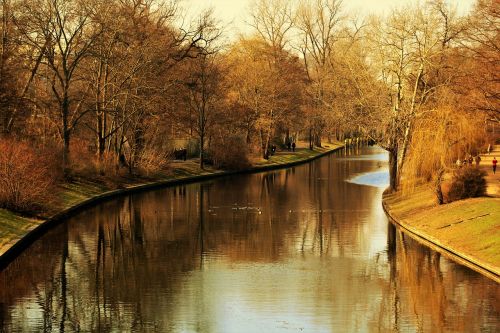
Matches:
[401,99,488,204]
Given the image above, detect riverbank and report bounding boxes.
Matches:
[0,143,343,268]
[383,186,500,282]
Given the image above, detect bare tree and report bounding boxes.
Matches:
[249,0,295,53]
[171,11,223,169]
[1,0,49,135]
[295,0,345,147]
[463,0,499,121]
[183,53,222,169]
[17,0,104,171]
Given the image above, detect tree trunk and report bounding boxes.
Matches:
[264,130,271,159]
[130,125,145,175]
[259,129,265,158]
[199,132,205,169]
[388,148,398,192]
[314,132,321,147]
[397,64,423,183]
[397,120,412,183]
[97,110,105,159]
[434,168,445,205]
[260,128,271,159]
[309,128,313,150]
[62,93,71,175]
[246,125,251,144]
[63,129,70,172]
[96,59,107,160]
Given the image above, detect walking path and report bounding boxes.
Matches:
[479,144,500,197]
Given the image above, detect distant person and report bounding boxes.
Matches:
[287,141,291,151]
[475,155,481,167]
[493,157,498,174]
[291,141,296,152]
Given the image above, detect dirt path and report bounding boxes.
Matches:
[479,144,500,197]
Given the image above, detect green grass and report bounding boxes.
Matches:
[384,186,437,219]
[0,209,39,252]
[385,186,500,270]
[0,143,342,257]
[253,146,338,166]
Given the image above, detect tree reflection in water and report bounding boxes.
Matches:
[0,147,498,332]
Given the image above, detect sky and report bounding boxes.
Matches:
[180,0,477,37]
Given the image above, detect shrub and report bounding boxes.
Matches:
[136,147,169,176]
[208,135,250,170]
[68,139,97,176]
[69,139,125,178]
[447,166,486,202]
[0,138,58,213]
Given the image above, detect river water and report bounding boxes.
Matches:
[0,146,498,332]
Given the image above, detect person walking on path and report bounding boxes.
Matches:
[475,155,481,167]
[493,157,498,174]
[291,142,296,152]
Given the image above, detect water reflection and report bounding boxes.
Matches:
[0,147,498,332]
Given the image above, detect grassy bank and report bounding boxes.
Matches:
[0,143,342,262]
[383,186,500,280]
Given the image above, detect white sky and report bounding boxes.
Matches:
[180,0,477,37]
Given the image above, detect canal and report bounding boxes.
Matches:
[0,146,498,332]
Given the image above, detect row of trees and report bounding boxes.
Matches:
[0,0,498,208]
[366,0,498,193]
[0,0,378,174]
[1,0,226,172]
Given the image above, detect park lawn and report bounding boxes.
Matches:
[0,142,342,258]
[51,162,223,215]
[384,186,500,272]
[253,144,341,166]
[56,179,113,211]
[0,209,39,255]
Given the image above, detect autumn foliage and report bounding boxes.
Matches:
[208,135,251,170]
[0,139,58,213]
[0,0,496,210]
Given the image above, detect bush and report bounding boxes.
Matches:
[136,147,169,176]
[69,139,125,178]
[208,135,251,170]
[447,166,486,202]
[68,139,98,176]
[0,138,58,213]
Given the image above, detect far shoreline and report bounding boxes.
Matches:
[0,143,343,270]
